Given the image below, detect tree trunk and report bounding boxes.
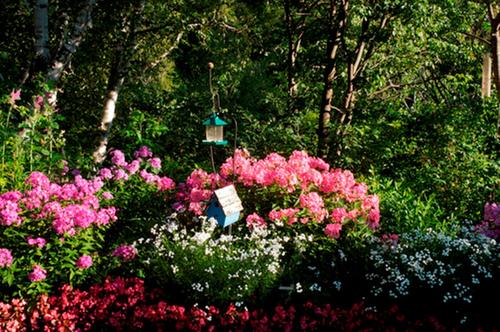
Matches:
[92,62,125,164]
[33,0,50,72]
[284,0,298,105]
[317,0,347,159]
[489,5,500,139]
[47,0,96,83]
[92,0,145,163]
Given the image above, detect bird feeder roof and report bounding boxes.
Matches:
[203,113,228,126]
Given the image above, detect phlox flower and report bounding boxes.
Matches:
[28,264,47,282]
[148,157,161,169]
[25,171,50,189]
[484,202,499,223]
[110,150,127,167]
[34,95,44,109]
[0,199,22,226]
[102,192,114,200]
[125,160,141,174]
[75,255,93,269]
[367,209,380,229]
[27,237,46,248]
[0,248,13,268]
[331,207,348,223]
[324,223,342,239]
[157,176,175,191]
[0,191,23,202]
[99,168,113,180]
[113,244,137,261]
[246,213,266,229]
[114,169,129,181]
[134,146,153,159]
[172,202,186,212]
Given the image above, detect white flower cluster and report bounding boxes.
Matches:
[138,213,293,302]
[366,227,499,306]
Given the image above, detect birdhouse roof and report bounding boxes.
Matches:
[213,185,243,216]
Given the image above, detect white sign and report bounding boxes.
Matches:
[214,185,243,216]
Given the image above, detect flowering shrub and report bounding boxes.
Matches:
[138,214,289,304]
[0,171,117,298]
[175,149,380,242]
[365,226,500,324]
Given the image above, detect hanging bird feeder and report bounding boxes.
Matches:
[202,113,228,146]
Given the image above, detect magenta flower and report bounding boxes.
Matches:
[76,255,93,269]
[134,146,153,159]
[110,150,127,167]
[0,248,13,268]
[113,245,137,261]
[28,264,47,282]
[99,168,113,180]
[148,157,161,169]
[27,236,47,248]
[324,223,342,239]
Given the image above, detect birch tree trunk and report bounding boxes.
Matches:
[47,0,96,83]
[92,0,145,164]
[34,0,50,72]
[92,61,125,163]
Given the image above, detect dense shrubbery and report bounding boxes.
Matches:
[0,147,498,329]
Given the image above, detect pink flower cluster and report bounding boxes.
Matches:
[76,255,93,269]
[28,264,47,282]
[0,277,475,331]
[0,171,118,236]
[0,248,13,268]
[100,146,175,192]
[475,202,500,239]
[177,149,381,239]
[112,244,137,261]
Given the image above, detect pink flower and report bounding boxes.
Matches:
[134,146,153,159]
[102,192,114,200]
[148,158,162,169]
[27,237,46,248]
[324,223,342,239]
[0,248,13,268]
[34,95,44,109]
[110,150,127,167]
[113,245,137,261]
[114,169,129,181]
[172,202,185,212]
[9,89,21,104]
[331,208,347,223]
[99,168,113,180]
[28,264,47,282]
[75,255,93,269]
[125,160,141,174]
[246,213,266,229]
[157,176,175,191]
[367,209,380,229]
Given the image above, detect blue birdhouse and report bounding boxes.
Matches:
[206,185,243,227]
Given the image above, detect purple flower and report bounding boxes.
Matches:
[112,245,137,261]
[134,146,153,159]
[75,255,93,269]
[0,248,13,268]
[28,264,47,282]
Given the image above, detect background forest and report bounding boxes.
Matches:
[0,0,499,330]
